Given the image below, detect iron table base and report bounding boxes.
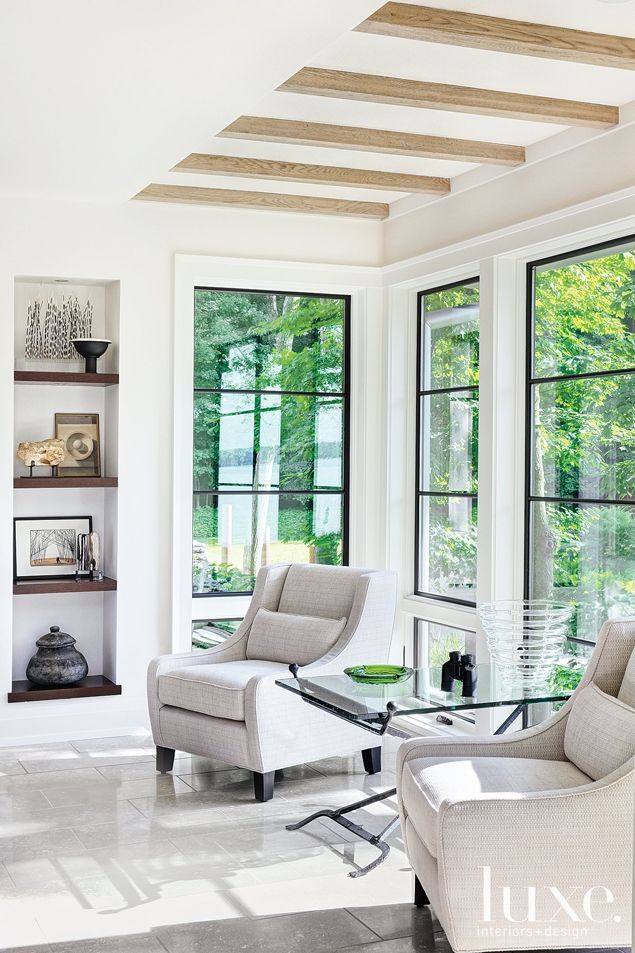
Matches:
[286,701,529,877]
[286,786,400,878]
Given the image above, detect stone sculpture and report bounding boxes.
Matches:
[16,438,65,473]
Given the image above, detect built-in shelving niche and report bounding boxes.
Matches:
[11,276,121,702]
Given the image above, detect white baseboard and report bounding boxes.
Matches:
[0,698,150,747]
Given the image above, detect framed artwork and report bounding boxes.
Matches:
[24,293,94,362]
[13,515,92,581]
[55,413,101,477]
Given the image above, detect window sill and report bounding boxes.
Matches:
[401,593,478,626]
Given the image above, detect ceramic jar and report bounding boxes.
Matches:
[26,625,89,686]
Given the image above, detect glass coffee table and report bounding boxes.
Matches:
[276,663,574,876]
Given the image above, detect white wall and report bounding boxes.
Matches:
[0,195,383,743]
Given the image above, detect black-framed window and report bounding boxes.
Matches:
[414,618,477,668]
[415,279,479,604]
[526,237,635,643]
[192,287,350,596]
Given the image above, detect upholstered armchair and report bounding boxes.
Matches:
[397,617,635,952]
[148,563,397,801]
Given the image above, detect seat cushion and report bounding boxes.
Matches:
[401,756,591,858]
[158,660,289,721]
[564,682,635,780]
[246,607,347,665]
[618,647,635,709]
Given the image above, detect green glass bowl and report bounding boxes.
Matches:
[344,664,414,685]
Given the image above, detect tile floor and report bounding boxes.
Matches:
[0,733,430,953]
[0,734,629,953]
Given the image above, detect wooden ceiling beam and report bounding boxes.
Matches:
[133,183,389,219]
[172,153,451,194]
[279,67,619,129]
[219,116,525,166]
[355,3,635,70]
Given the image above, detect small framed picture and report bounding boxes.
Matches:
[55,413,101,477]
[13,515,93,581]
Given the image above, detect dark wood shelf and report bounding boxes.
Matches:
[8,675,122,703]
[14,477,118,489]
[14,371,119,386]
[13,576,117,595]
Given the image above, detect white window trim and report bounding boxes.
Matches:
[172,254,384,653]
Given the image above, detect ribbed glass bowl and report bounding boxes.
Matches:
[478,601,573,682]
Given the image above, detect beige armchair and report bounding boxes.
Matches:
[148,563,397,801]
[397,618,635,952]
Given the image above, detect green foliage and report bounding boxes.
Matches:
[547,643,589,709]
[192,502,217,542]
[534,252,635,377]
[424,284,479,313]
[423,284,480,389]
[312,531,343,566]
[277,506,311,543]
[194,290,344,393]
[547,662,584,696]
[201,562,254,594]
[531,247,635,635]
[428,627,465,667]
[428,392,479,493]
[427,499,478,595]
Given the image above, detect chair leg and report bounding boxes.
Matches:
[362,746,381,775]
[156,746,175,774]
[414,874,430,907]
[253,770,275,802]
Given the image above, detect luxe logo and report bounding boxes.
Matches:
[481,866,620,925]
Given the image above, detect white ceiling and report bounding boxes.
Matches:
[0,0,381,202]
[2,1,635,207]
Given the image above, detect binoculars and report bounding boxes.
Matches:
[441,651,478,697]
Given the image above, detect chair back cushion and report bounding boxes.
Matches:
[564,682,635,780]
[246,607,347,665]
[277,564,367,620]
[617,647,635,709]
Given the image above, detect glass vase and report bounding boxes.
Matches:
[77,531,102,581]
[478,600,573,683]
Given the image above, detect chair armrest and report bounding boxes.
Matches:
[242,668,369,772]
[146,619,249,748]
[433,761,633,948]
[146,646,246,745]
[397,705,569,778]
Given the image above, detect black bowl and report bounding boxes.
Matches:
[72,338,111,373]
